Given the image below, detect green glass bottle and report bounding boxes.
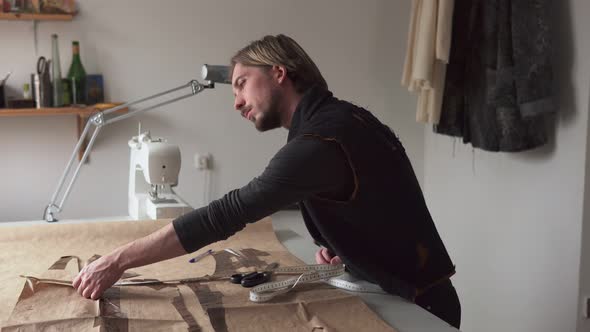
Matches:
[67,41,86,105]
[51,34,63,107]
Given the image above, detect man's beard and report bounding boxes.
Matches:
[254,88,282,132]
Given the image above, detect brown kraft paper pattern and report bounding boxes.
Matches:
[0,218,396,331]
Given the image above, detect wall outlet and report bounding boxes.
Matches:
[194,153,212,170]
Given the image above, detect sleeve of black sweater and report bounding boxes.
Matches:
[172,135,353,253]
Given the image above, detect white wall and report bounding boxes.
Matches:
[578,0,590,325]
[8,2,588,331]
[0,0,421,221]
[423,1,590,331]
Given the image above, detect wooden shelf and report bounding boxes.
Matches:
[0,103,128,118]
[0,12,75,21]
[0,105,109,117]
[0,103,128,162]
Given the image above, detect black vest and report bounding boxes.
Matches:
[289,87,455,300]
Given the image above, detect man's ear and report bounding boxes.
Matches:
[272,65,288,84]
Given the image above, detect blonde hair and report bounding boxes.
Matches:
[230,34,328,94]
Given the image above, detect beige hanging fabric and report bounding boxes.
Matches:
[401,0,454,124]
[0,219,396,331]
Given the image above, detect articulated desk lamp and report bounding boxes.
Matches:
[43,65,231,222]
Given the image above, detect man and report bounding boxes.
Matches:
[73,34,461,328]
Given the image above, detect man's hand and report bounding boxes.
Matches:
[315,247,342,265]
[71,223,188,301]
[73,255,123,300]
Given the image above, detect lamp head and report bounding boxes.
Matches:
[201,64,231,85]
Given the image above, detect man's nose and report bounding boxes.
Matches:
[234,95,245,111]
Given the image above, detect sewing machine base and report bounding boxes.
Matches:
[129,193,191,220]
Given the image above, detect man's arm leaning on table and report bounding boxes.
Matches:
[73,136,353,300]
[72,222,185,299]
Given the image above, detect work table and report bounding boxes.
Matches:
[0,211,459,332]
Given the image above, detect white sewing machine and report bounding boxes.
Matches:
[128,131,192,220]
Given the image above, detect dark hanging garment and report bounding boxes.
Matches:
[435,0,555,152]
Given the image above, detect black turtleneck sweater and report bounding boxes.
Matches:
[172,100,354,253]
[174,87,458,326]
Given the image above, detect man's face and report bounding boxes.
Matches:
[232,63,283,132]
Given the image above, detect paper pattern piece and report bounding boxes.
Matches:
[0,219,396,331]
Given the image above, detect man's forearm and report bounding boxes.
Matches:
[109,223,187,271]
[74,223,188,300]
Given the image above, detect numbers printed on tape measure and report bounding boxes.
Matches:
[248,263,387,302]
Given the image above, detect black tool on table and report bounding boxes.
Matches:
[230,271,271,288]
[230,262,278,288]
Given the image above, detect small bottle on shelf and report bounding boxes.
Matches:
[61,78,71,106]
[23,83,31,99]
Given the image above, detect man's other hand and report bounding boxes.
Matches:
[315,247,342,265]
[73,255,123,300]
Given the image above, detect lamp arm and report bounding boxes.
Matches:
[43,79,214,222]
